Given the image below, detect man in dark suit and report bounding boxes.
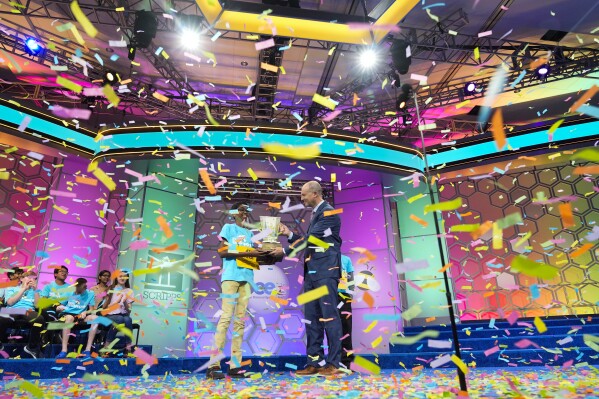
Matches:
[269,181,344,376]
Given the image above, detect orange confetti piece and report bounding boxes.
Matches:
[491,109,506,150]
[15,186,29,193]
[268,202,281,209]
[101,303,121,315]
[323,208,343,217]
[133,227,141,237]
[269,296,289,306]
[410,214,429,227]
[570,243,594,259]
[75,175,98,186]
[0,280,18,288]
[363,291,374,309]
[471,220,493,240]
[425,317,436,323]
[569,85,598,113]
[573,165,599,175]
[558,203,575,228]
[55,358,71,364]
[438,263,452,274]
[156,216,173,239]
[199,168,216,195]
[151,243,179,254]
[529,56,548,71]
[172,311,186,317]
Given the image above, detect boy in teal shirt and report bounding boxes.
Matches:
[55,278,97,358]
[339,254,355,366]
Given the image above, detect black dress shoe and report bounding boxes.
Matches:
[206,367,225,380]
[228,367,249,378]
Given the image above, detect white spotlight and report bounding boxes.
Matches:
[180,28,200,49]
[359,48,379,69]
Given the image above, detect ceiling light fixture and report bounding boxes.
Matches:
[359,47,379,70]
[535,64,550,79]
[464,82,478,94]
[24,37,43,56]
[180,28,201,49]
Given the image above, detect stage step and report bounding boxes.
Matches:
[0,344,152,359]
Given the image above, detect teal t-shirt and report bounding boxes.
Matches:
[3,285,37,310]
[219,223,255,285]
[60,290,95,315]
[40,281,73,299]
[339,255,355,294]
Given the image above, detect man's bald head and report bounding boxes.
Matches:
[301,181,323,208]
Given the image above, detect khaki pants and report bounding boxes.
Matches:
[210,280,251,367]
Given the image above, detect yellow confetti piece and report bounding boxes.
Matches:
[389,329,440,345]
[407,193,425,203]
[548,118,564,136]
[262,142,321,160]
[247,168,258,181]
[451,354,468,374]
[56,76,82,94]
[70,25,86,45]
[571,148,599,163]
[424,197,462,214]
[307,235,330,249]
[474,47,480,60]
[456,99,471,109]
[70,0,98,38]
[323,208,343,217]
[187,93,205,107]
[153,91,170,102]
[279,66,286,74]
[492,222,503,249]
[331,173,336,183]
[0,171,9,180]
[449,224,480,232]
[53,204,69,214]
[103,84,121,107]
[583,334,599,351]
[353,355,380,375]
[161,50,169,59]
[37,296,67,310]
[401,304,422,321]
[297,284,329,305]
[371,336,383,348]
[312,93,337,110]
[260,62,278,72]
[511,255,558,279]
[534,316,547,334]
[363,321,378,333]
[203,103,220,125]
[421,281,442,289]
[92,167,116,191]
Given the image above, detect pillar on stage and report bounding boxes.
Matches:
[384,175,455,327]
[117,159,199,356]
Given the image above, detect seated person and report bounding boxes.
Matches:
[90,270,111,309]
[99,271,134,354]
[0,267,23,307]
[55,278,97,358]
[0,270,44,358]
[38,265,72,322]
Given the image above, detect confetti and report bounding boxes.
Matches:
[297,285,329,305]
[423,197,462,213]
[511,255,558,279]
[70,0,98,38]
[262,142,321,160]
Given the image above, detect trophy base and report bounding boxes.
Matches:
[258,241,284,265]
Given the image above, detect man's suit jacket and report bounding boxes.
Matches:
[286,201,342,281]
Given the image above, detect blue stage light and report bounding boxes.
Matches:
[24,37,43,56]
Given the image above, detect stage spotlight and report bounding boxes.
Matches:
[24,37,43,56]
[103,70,118,85]
[464,82,477,94]
[359,47,379,70]
[535,64,550,79]
[390,39,411,75]
[396,84,412,110]
[180,28,200,49]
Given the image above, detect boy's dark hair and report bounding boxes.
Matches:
[9,267,23,276]
[231,202,249,210]
[76,277,88,286]
[54,265,69,276]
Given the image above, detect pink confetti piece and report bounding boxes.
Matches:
[428,339,452,349]
[430,354,452,368]
[50,105,92,120]
[484,345,500,356]
[507,311,519,325]
[129,240,149,250]
[514,339,540,349]
[255,38,275,51]
[49,190,76,198]
[478,30,492,37]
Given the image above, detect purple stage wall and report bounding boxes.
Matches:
[0,145,114,288]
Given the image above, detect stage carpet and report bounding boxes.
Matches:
[2,366,598,398]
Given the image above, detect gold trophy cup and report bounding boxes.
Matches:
[258,216,284,264]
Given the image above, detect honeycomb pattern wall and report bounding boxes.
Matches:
[438,163,599,320]
[187,196,313,356]
[0,148,55,276]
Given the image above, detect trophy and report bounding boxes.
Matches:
[257,216,284,264]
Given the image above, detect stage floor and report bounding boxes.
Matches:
[2,366,598,398]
